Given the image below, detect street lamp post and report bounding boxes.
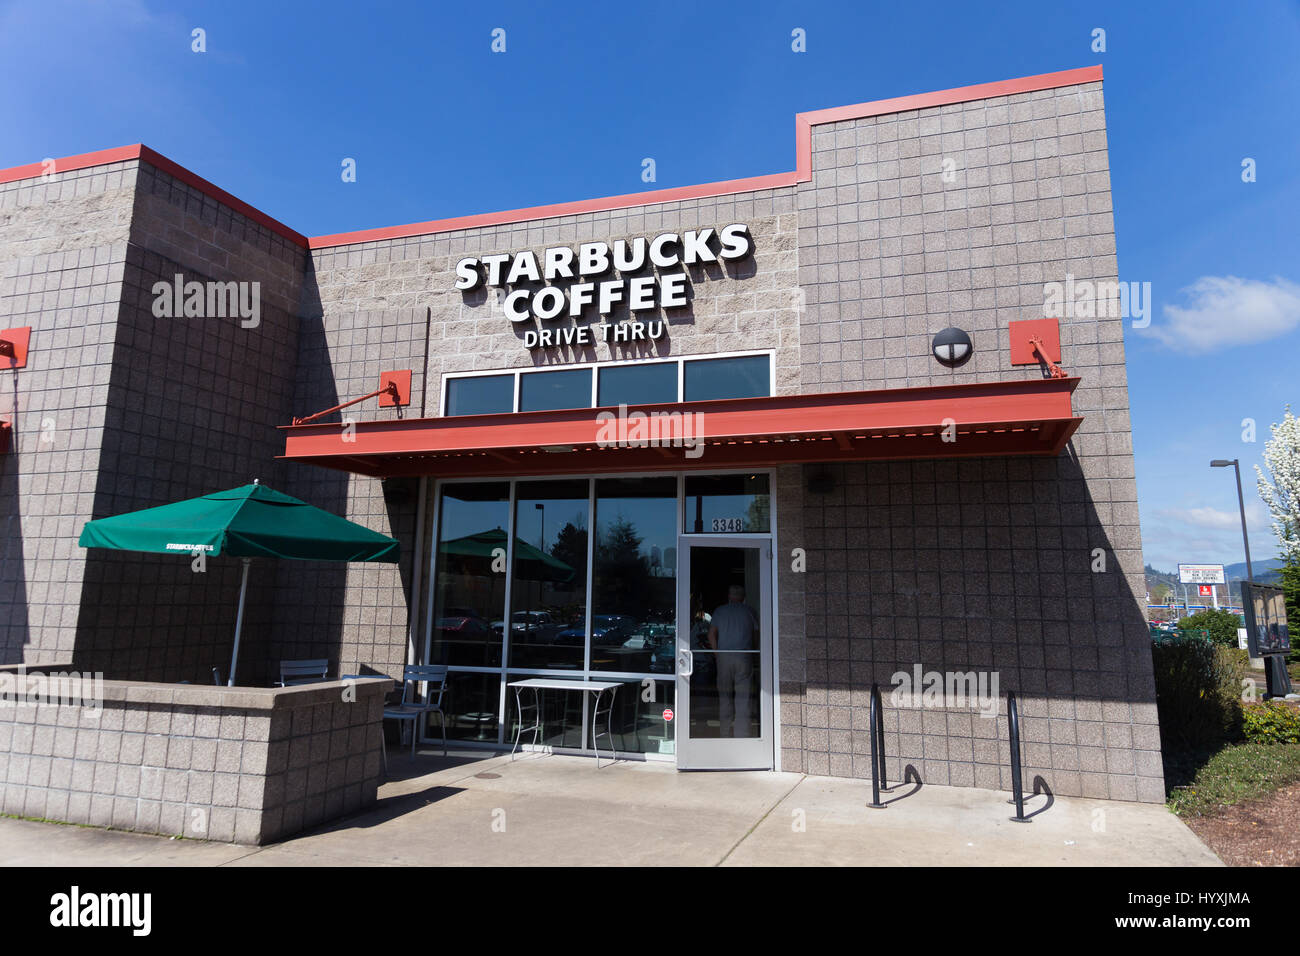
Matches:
[1211,458,1291,697]
[1210,459,1252,582]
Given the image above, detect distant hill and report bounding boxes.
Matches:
[1223,559,1284,584]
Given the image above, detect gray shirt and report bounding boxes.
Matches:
[711,602,758,651]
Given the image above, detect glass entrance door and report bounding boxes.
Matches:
[675,537,773,769]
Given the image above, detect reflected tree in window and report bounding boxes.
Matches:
[550,521,588,577]
[594,517,652,616]
[745,495,771,532]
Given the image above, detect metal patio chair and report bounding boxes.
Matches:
[383,664,448,759]
[276,658,330,686]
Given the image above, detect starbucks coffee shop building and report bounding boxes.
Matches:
[0,65,1165,805]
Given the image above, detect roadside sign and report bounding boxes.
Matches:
[1198,584,1213,596]
[1179,564,1225,585]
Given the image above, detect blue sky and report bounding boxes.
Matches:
[3,0,1297,572]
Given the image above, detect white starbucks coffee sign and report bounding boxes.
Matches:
[453,224,752,350]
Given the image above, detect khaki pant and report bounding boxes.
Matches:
[715,653,755,738]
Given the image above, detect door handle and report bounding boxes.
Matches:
[677,648,693,677]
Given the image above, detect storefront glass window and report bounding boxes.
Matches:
[597,361,677,407]
[434,672,502,743]
[606,678,676,755]
[519,368,592,412]
[427,470,769,756]
[507,479,590,670]
[683,355,770,402]
[683,473,771,533]
[590,477,678,675]
[445,373,513,416]
[429,482,511,667]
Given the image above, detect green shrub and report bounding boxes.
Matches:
[1242,702,1300,744]
[1151,635,1245,761]
[1176,608,1241,648]
[1168,742,1300,816]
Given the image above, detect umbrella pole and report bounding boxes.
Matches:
[227,557,251,687]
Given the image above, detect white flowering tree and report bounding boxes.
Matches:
[1256,406,1300,562]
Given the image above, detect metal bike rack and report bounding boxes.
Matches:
[868,683,890,809]
[1007,690,1031,823]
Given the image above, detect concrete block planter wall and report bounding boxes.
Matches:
[0,670,393,845]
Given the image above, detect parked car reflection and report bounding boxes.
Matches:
[432,607,499,666]
[493,610,560,641]
[555,614,638,646]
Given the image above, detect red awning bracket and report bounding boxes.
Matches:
[0,327,31,370]
[292,370,412,426]
[1029,337,1069,379]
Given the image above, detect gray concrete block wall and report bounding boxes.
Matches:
[130,163,305,318]
[0,678,388,845]
[0,161,137,667]
[263,686,386,842]
[72,164,304,685]
[272,307,431,681]
[791,80,1160,801]
[797,82,1117,392]
[775,462,807,773]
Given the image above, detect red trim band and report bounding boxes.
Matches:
[0,145,143,186]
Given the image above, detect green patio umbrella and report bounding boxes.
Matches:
[438,528,575,584]
[78,480,400,685]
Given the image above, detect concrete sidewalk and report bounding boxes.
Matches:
[0,749,1222,866]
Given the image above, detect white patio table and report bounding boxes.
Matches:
[507,678,622,768]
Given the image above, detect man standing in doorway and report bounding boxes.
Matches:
[708,584,759,737]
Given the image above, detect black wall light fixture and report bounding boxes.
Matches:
[931,327,973,367]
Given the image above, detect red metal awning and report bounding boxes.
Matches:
[278,377,1082,479]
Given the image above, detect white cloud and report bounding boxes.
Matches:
[1154,503,1270,533]
[1139,275,1300,353]
[1144,502,1275,569]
